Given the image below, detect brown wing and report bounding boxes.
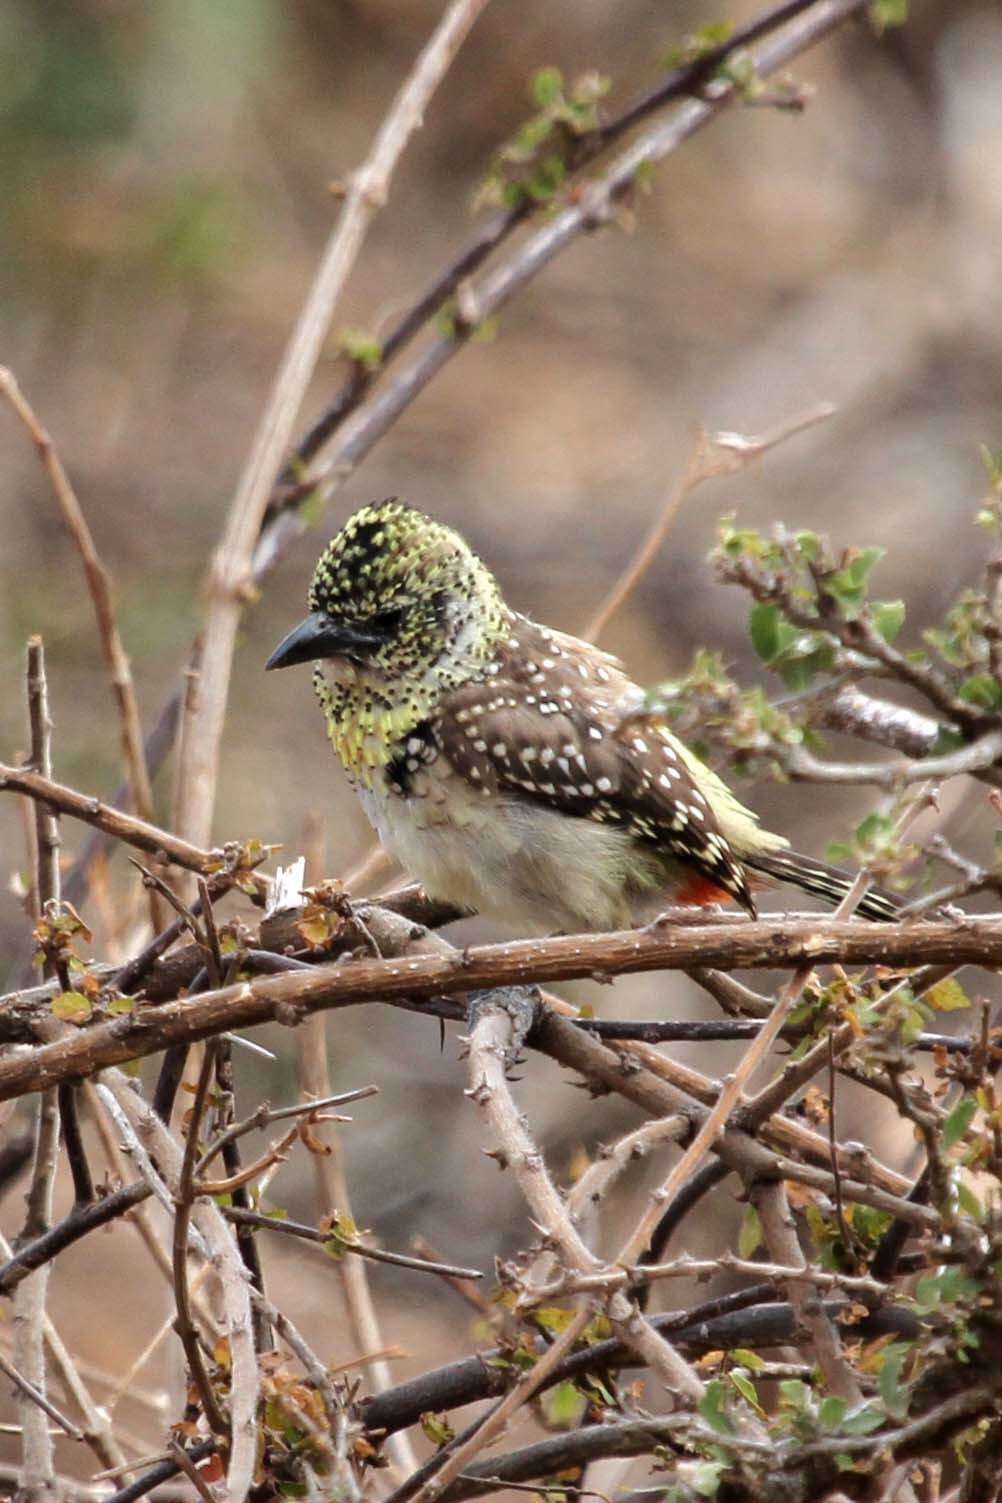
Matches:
[440,656,755,915]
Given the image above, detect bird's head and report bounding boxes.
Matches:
[266,500,509,708]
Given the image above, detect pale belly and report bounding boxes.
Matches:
[357,782,664,933]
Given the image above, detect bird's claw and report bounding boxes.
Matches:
[466,985,541,1074]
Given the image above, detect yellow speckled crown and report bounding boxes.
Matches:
[308,499,499,626]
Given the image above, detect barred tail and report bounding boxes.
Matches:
[742,848,902,923]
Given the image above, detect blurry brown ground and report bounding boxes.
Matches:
[2,0,1001,1482]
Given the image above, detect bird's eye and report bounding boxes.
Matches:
[370,605,405,635]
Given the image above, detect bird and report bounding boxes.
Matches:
[266,499,899,933]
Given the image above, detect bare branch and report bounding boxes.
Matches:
[6,913,1002,1101]
[468,993,706,1402]
[584,405,835,644]
[751,1180,862,1403]
[255,0,872,573]
[173,0,492,867]
[0,761,243,876]
[0,372,155,831]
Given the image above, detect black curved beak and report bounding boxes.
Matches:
[265,611,382,671]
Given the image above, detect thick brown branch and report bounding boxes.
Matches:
[1,915,997,1101]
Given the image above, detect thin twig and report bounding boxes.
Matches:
[0,1354,82,1443]
[173,0,492,878]
[584,405,834,643]
[15,640,62,1503]
[24,640,60,923]
[406,1307,593,1503]
[529,1251,887,1303]
[0,762,241,876]
[172,1041,228,1438]
[222,1206,482,1281]
[295,804,418,1478]
[101,1070,259,1503]
[193,1085,377,1176]
[751,1180,863,1402]
[288,2,870,547]
[0,371,155,833]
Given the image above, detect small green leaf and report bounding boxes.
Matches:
[420,1411,455,1447]
[106,994,135,1016]
[323,1208,359,1259]
[729,1370,760,1410]
[870,0,908,32]
[748,602,786,662]
[51,991,92,1024]
[819,1394,848,1430]
[698,1378,735,1435]
[794,529,821,563]
[943,1095,977,1150]
[870,599,905,643]
[956,1181,984,1223]
[926,978,970,1013]
[840,1402,886,1435]
[958,673,1002,708]
[531,66,564,107]
[335,327,382,372]
[828,545,885,616]
[737,1204,762,1259]
[730,1348,765,1372]
[856,811,893,846]
[928,725,966,757]
[691,1461,726,1499]
[543,1379,584,1428]
[533,1305,578,1334]
[778,1379,809,1412]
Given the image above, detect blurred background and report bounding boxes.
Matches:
[1,0,1001,1481]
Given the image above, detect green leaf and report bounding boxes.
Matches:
[778,1379,809,1413]
[531,66,564,108]
[957,1180,984,1223]
[420,1411,454,1447]
[840,1403,886,1435]
[856,811,893,846]
[729,1370,760,1410]
[731,1348,765,1372]
[794,529,821,563]
[819,1394,848,1430]
[957,673,1002,708]
[927,724,966,757]
[913,1266,979,1311]
[51,991,92,1024]
[106,994,135,1016]
[525,153,566,202]
[943,1095,977,1150]
[543,1379,584,1428]
[533,1305,578,1334]
[926,978,970,1013]
[323,1208,359,1259]
[828,546,885,616]
[870,599,906,643]
[335,326,383,372]
[737,1204,762,1259]
[698,1378,735,1435]
[748,602,788,662]
[869,0,908,32]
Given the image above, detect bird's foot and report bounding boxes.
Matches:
[465,985,541,1075]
